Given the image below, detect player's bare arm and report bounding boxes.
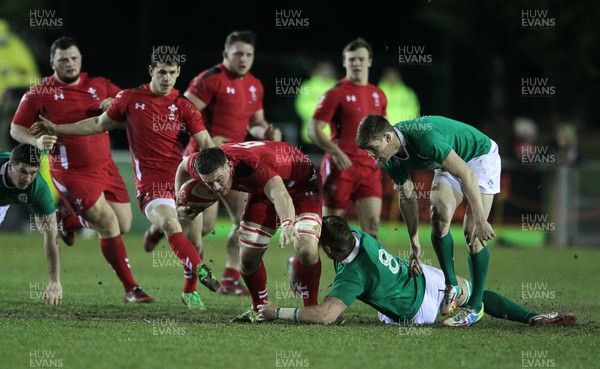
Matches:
[191,130,215,149]
[308,118,352,169]
[398,175,423,276]
[30,113,120,137]
[10,123,57,151]
[263,175,298,248]
[258,297,347,324]
[249,109,281,141]
[441,150,495,245]
[35,213,63,305]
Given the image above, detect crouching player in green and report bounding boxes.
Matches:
[258,216,575,327]
[0,144,62,304]
[354,114,499,327]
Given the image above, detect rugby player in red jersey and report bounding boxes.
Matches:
[308,38,387,238]
[30,47,219,309]
[11,37,152,303]
[175,141,321,322]
[145,30,282,296]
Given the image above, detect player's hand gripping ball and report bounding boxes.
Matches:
[178,179,219,215]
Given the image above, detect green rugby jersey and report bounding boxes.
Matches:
[0,152,55,216]
[382,116,491,184]
[326,228,425,321]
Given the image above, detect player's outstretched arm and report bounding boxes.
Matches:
[263,176,298,248]
[258,297,348,324]
[10,122,57,151]
[35,213,63,305]
[398,175,423,275]
[30,113,120,137]
[308,118,351,169]
[441,150,495,246]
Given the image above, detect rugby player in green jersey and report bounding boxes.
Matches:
[354,114,500,326]
[0,144,62,304]
[258,216,575,327]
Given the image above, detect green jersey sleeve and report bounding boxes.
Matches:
[29,174,55,216]
[327,264,365,307]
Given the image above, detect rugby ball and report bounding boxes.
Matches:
[178,179,218,212]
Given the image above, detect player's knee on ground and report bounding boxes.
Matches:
[201,217,216,236]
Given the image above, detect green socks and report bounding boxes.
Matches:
[482,290,537,323]
[431,233,458,286]
[467,246,490,311]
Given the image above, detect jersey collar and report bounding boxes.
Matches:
[393,127,409,160]
[0,162,15,188]
[340,232,362,265]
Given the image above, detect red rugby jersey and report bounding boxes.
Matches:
[185,64,264,151]
[13,73,120,173]
[187,141,316,196]
[313,78,387,167]
[106,84,206,189]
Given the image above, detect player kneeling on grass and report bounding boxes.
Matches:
[0,144,62,305]
[258,216,576,327]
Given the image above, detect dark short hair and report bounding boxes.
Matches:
[343,37,373,59]
[224,30,256,50]
[10,144,41,167]
[194,148,228,175]
[50,37,79,59]
[356,114,393,149]
[320,216,355,255]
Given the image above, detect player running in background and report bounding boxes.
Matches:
[176,142,321,322]
[11,37,152,303]
[308,38,387,238]
[30,47,219,309]
[259,216,576,327]
[0,144,62,304]
[144,30,282,296]
[355,114,499,327]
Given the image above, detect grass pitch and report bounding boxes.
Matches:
[0,222,598,369]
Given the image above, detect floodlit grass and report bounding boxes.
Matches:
[1,223,598,369]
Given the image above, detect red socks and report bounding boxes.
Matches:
[222,267,241,285]
[168,232,202,293]
[100,235,137,292]
[293,258,322,306]
[242,262,268,310]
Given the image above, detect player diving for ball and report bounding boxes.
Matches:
[259,216,576,327]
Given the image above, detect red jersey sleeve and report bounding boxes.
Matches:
[12,92,41,128]
[181,98,206,136]
[312,87,339,123]
[255,79,264,112]
[105,90,130,123]
[186,152,201,181]
[186,74,219,106]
